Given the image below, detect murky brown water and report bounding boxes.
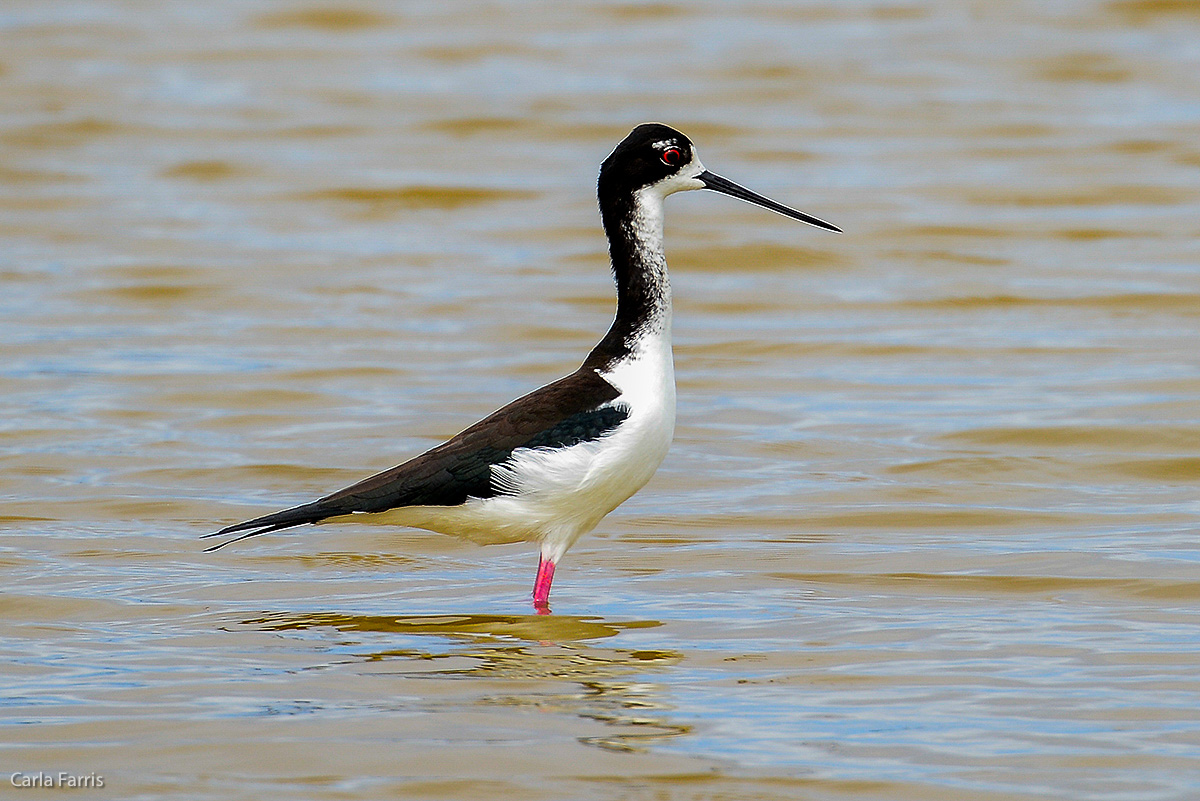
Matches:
[4,1,1200,799]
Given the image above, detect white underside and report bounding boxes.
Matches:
[327,333,675,563]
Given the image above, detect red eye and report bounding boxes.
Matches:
[660,147,682,166]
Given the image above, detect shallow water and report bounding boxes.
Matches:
[3,1,1200,799]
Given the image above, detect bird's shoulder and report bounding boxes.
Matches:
[453,365,622,446]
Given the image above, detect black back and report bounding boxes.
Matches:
[320,367,625,511]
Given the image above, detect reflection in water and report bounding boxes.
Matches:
[246,610,661,642]
[245,611,688,752]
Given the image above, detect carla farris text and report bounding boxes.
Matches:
[11,772,104,789]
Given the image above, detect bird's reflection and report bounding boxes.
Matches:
[247,609,657,642]
[242,610,691,751]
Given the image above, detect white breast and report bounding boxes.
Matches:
[361,332,676,561]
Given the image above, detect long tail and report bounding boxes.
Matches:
[201,500,340,552]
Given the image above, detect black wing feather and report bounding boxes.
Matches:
[203,367,626,550]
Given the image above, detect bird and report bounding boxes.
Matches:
[203,123,840,611]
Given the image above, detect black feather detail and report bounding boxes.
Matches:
[522,405,628,451]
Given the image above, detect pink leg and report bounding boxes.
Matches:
[532,554,556,613]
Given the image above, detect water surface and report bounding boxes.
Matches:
[3,1,1200,799]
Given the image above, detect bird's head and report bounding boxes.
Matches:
[599,122,841,232]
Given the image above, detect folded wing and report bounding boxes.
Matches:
[203,367,625,551]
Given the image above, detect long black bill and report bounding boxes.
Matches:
[698,171,842,233]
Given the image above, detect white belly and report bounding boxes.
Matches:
[340,338,676,561]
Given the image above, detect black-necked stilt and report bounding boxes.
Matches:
[204,123,840,611]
